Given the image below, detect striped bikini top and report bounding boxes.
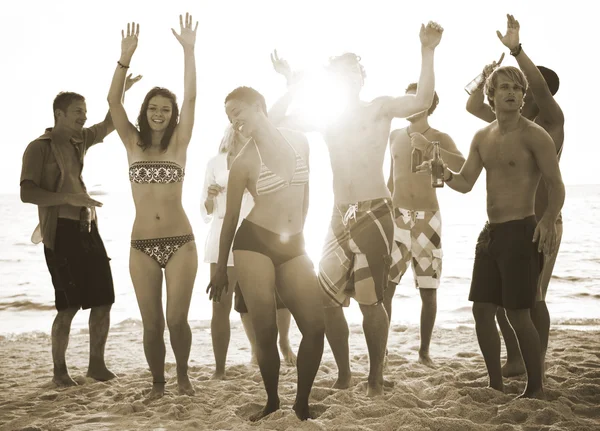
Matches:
[129,161,185,184]
[255,140,309,195]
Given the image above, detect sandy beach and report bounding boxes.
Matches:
[1,320,599,431]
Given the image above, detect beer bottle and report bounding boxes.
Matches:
[431,141,444,188]
[411,147,423,173]
[80,207,92,233]
[464,52,505,95]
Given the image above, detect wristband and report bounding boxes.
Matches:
[444,170,454,182]
[117,60,130,69]
[510,43,522,57]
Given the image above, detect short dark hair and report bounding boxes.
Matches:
[405,83,439,116]
[53,92,85,122]
[224,86,267,116]
[136,87,180,152]
[537,66,559,95]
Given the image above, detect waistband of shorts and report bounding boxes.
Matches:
[487,215,536,229]
[334,198,392,214]
[394,207,440,218]
[56,217,97,228]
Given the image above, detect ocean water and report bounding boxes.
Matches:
[1,183,599,336]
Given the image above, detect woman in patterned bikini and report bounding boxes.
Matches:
[107,14,197,399]
[207,86,325,421]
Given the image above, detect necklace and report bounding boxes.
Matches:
[406,125,431,136]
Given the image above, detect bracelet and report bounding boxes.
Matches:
[117,60,130,69]
[444,170,454,182]
[510,43,522,57]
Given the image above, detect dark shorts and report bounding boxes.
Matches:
[44,218,115,311]
[231,219,305,312]
[468,215,543,310]
[232,219,306,266]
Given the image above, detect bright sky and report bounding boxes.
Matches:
[3,0,596,199]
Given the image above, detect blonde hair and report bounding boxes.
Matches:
[484,66,529,112]
[218,124,240,154]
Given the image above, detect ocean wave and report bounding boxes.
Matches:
[553,318,600,326]
[0,300,54,311]
[551,275,598,282]
[574,292,600,299]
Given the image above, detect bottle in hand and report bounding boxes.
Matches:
[431,141,444,188]
[80,207,92,233]
[411,147,423,173]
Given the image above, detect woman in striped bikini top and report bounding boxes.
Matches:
[254,139,309,195]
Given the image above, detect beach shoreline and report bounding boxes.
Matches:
[1,321,599,431]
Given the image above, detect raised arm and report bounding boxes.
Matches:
[497,14,564,136]
[100,74,143,137]
[107,22,141,148]
[527,126,565,255]
[172,13,198,148]
[465,60,499,123]
[381,22,443,119]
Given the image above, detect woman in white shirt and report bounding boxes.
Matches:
[201,125,297,379]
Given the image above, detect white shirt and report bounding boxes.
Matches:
[200,153,254,265]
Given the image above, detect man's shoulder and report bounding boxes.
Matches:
[390,127,407,142]
[24,132,52,154]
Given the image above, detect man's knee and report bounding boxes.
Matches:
[359,302,386,318]
[419,288,437,305]
[90,304,112,316]
[505,308,532,328]
[472,302,497,323]
[56,307,79,321]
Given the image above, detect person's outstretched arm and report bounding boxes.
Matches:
[380,22,443,119]
[497,13,564,148]
[172,12,198,149]
[107,22,143,149]
[465,61,498,123]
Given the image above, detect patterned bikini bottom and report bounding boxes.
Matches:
[131,234,195,269]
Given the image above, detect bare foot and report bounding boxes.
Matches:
[332,373,351,389]
[502,360,526,377]
[516,387,545,400]
[366,379,384,397]
[87,367,117,382]
[293,402,315,421]
[487,383,505,393]
[249,399,280,422]
[417,352,437,369]
[211,370,225,380]
[178,374,195,396]
[146,382,165,400]
[280,344,297,366]
[53,373,78,387]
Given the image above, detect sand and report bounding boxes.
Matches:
[0,319,599,431]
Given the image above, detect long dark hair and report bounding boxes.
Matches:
[136,87,179,152]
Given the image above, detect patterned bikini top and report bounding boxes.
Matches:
[129,161,185,184]
[255,140,309,196]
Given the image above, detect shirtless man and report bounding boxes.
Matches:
[419,65,565,399]
[465,14,564,377]
[386,84,465,367]
[269,22,444,396]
